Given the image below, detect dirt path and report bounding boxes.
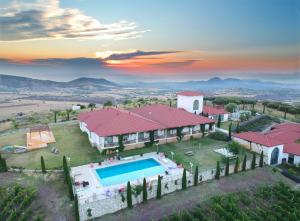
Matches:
[96,167,295,221]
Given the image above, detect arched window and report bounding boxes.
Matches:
[193,100,199,110]
[270,148,279,165]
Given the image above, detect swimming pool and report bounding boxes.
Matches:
[95,158,165,186]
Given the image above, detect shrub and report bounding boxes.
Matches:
[208,131,228,141]
[227,141,244,154]
[127,182,133,208]
[157,175,162,199]
[215,161,220,179]
[182,169,187,190]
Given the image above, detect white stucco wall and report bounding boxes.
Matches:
[294,155,300,165]
[232,136,285,165]
[177,94,203,114]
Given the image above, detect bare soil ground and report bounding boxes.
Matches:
[0,172,74,221]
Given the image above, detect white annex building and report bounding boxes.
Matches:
[233,123,300,165]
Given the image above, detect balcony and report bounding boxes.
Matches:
[104,142,118,148]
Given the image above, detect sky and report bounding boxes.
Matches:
[0,0,299,82]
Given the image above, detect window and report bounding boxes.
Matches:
[193,100,199,110]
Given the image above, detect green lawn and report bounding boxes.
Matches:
[1,122,250,170]
[1,123,102,169]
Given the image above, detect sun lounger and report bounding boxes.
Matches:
[185,151,194,156]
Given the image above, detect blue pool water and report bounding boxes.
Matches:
[95,158,165,186]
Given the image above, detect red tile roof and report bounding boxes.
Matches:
[130,104,214,128]
[177,91,203,96]
[233,123,300,155]
[78,108,162,137]
[233,131,283,147]
[202,105,229,115]
[79,104,215,137]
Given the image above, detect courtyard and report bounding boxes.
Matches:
[1,121,251,171]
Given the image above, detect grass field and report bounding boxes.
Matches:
[246,103,300,122]
[1,123,102,169]
[1,122,250,170]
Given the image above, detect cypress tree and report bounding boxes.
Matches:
[242,155,247,171]
[1,158,8,172]
[225,158,229,176]
[284,108,287,119]
[66,173,74,200]
[236,122,240,133]
[74,194,80,221]
[215,161,220,180]
[251,153,256,170]
[263,104,266,113]
[182,169,187,190]
[194,166,199,186]
[63,156,69,183]
[234,157,239,173]
[127,181,133,208]
[228,122,232,141]
[41,156,46,173]
[259,151,264,167]
[217,115,221,128]
[156,175,162,199]
[142,178,147,203]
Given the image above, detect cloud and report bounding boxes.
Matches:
[103,50,181,60]
[0,0,148,41]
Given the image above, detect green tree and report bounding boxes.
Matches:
[127,181,133,208]
[236,122,240,133]
[242,155,247,171]
[63,156,69,183]
[103,100,113,107]
[225,103,238,113]
[217,115,221,128]
[194,166,199,186]
[251,153,256,170]
[182,169,187,190]
[259,151,264,167]
[234,157,239,173]
[176,127,183,141]
[215,161,220,180]
[263,104,266,113]
[0,153,8,172]
[149,131,155,146]
[157,175,162,199]
[142,178,147,203]
[200,124,205,137]
[284,108,287,119]
[40,156,46,173]
[66,109,72,121]
[52,110,59,123]
[74,194,80,221]
[228,122,232,141]
[66,173,74,200]
[225,158,229,176]
[118,135,124,151]
[88,103,96,111]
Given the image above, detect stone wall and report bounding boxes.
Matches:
[77,159,255,221]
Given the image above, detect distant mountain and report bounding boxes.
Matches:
[0,74,119,92]
[124,77,299,91]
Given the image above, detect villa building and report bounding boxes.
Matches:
[79,91,215,152]
[233,123,300,165]
[202,105,229,122]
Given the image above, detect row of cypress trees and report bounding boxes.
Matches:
[215,151,264,179]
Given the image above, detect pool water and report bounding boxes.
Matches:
[95,158,165,186]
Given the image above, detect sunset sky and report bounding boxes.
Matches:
[0,0,299,82]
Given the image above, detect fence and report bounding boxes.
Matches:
[78,158,256,221]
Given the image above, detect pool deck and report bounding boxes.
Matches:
[70,152,185,202]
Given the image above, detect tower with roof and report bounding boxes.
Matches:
[177,91,203,115]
